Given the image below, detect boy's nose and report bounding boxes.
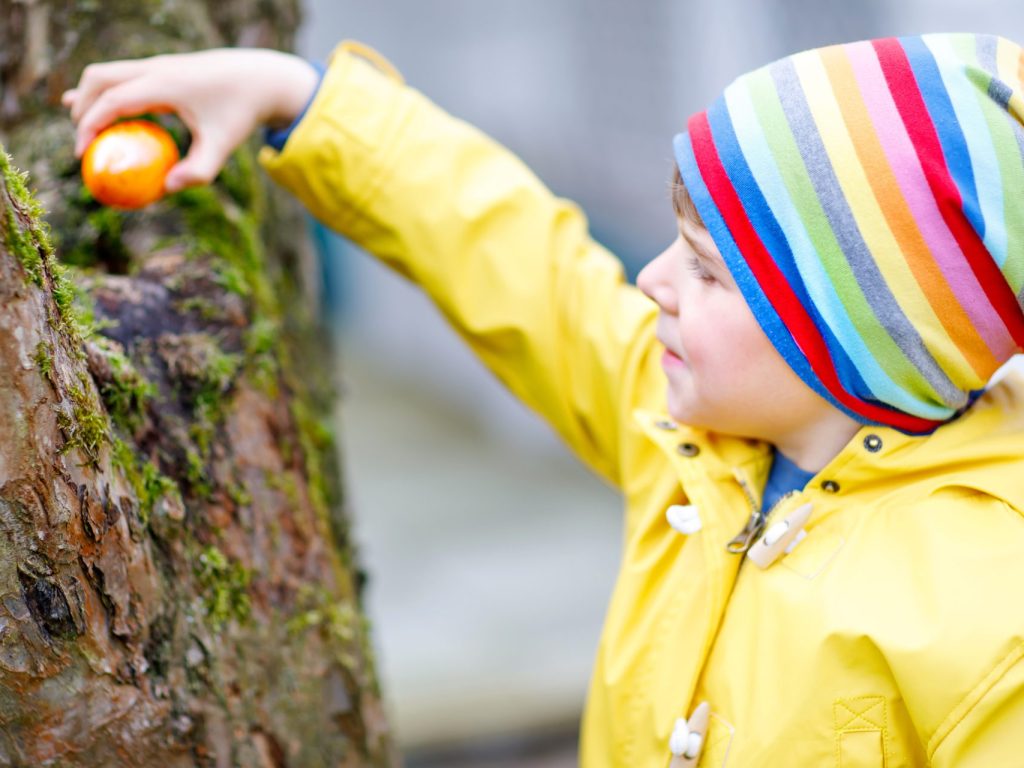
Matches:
[637,241,678,313]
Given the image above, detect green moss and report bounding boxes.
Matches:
[244,317,281,394]
[174,295,224,321]
[188,345,242,455]
[1,152,51,236]
[163,333,242,446]
[34,340,53,382]
[63,206,130,272]
[286,587,376,686]
[160,334,243,492]
[184,448,212,498]
[173,186,275,317]
[110,437,134,479]
[50,263,76,320]
[226,482,252,508]
[210,262,249,298]
[0,155,110,354]
[267,472,305,520]
[49,263,112,349]
[286,606,324,636]
[188,417,213,458]
[140,460,177,507]
[195,346,241,408]
[3,207,43,285]
[286,588,355,645]
[245,317,278,357]
[111,437,179,525]
[218,145,263,213]
[57,374,110,465]
[290,398,336,523]
[95,342,156,431]
[194,545,252,630]
[1,151,56,289]
[0,150,31,204]
[0,147,100,416]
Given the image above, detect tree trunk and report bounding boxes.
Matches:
[0,2,392,765]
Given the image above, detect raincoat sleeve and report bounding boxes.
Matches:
[930,646,1024,767]
[259,43,661,487]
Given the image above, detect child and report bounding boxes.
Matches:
[64,33,1024,766]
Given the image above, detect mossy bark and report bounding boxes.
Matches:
[0,2,392,766]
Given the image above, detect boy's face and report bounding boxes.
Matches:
[637,217,842,442]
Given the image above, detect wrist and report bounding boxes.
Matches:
[262,52,321,130]
[264,60,325,151]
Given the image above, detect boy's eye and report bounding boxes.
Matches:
[686,254,716,284]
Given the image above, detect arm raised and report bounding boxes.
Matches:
[63,48,319,192]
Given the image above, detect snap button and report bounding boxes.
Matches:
[668,701,710,766]
[676,442,700,457]
[863,434,883,453]
[821,479,840,493]
[655,418,678,431]
[746,503,813,569]
[666,504,702,535]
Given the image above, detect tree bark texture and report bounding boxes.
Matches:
[0,1,392,765]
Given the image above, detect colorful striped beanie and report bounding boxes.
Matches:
[674,34,1024,433]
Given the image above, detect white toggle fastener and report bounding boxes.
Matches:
[668,701,711,767]
[746,503,813,569]
[669,718,690,756]
[763,520,789,547]
[666,504,702,535]
[685,732,703,759]
[784,528,808,555]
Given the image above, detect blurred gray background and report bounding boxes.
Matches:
[294,3,1024,765]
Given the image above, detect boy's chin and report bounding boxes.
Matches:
[665,391,709,429]
[666,391,751,437]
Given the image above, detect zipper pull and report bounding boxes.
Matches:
[727,466,765,554]
[727,464,801,555]
[726,510,765,554]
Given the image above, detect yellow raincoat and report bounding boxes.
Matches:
[260,44,1024,767]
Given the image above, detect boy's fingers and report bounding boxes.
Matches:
[61,88,78,108]
[74,81,172,157]
[164,136,226,193]
[69,59,151,122]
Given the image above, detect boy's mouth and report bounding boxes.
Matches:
[661,346,686,369]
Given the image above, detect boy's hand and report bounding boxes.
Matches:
[62,49,319,192]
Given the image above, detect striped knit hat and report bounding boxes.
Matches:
[674,34,1024,433]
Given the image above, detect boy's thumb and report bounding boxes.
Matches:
[164,139,224,192]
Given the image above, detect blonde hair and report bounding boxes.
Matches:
[671,164,705,230]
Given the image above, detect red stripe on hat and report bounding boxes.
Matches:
[873,37,1024,353]
[688,110,942,432]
